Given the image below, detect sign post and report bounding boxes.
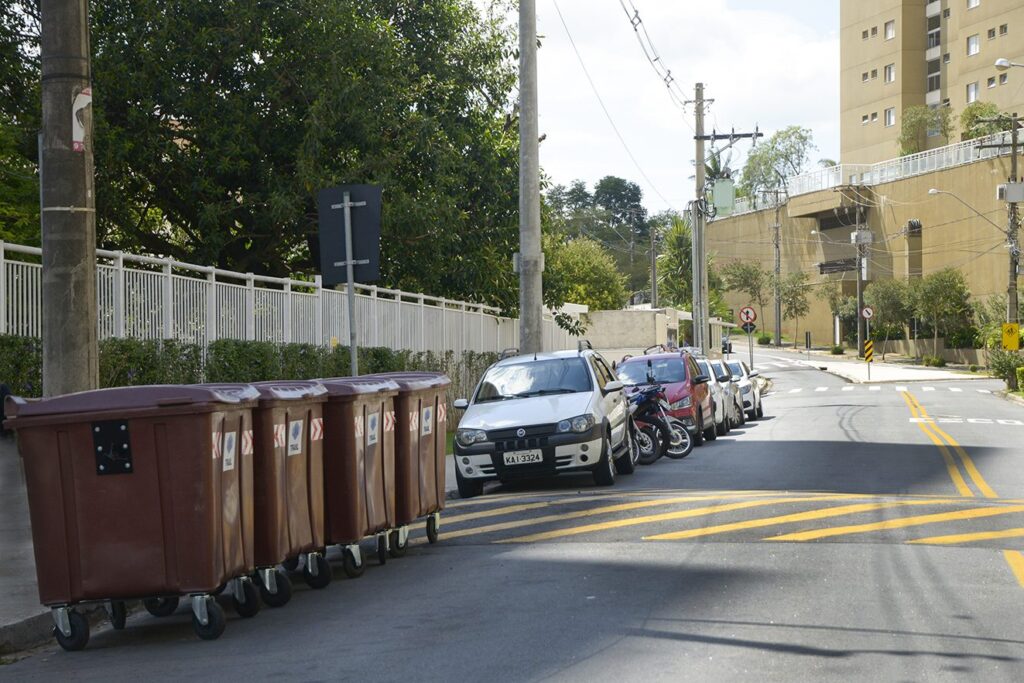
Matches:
[739,306,757,369]
[862,306,874,381]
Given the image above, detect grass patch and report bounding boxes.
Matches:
[445,431,455,456]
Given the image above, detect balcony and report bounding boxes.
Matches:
[926,1,941,18]
[926,89,942,105]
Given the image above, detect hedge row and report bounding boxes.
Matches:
[0,335,497,406]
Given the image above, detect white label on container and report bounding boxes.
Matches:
[422,406,433,436]
[287,420,303,456]
[367,412,380,446]
[223,431,237,471]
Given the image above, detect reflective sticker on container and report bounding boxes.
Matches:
[242,430,254,456]
[438,404,447,424]
[287,420,303,456]
[223,431,237,471]
[273,424,286,449]
[421,406,433,436]
[384,411,396,432]
[409,410,419,432]
[354,415,364,439]
[212,430,222,460]
[310,417,324,441]
[367,413,379,446]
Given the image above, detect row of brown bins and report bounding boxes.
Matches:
[3,371,450,650]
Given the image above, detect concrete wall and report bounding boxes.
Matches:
[582,309,674,350]
[879,338,989,365]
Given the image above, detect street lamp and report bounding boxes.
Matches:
[995,58,1024,71]
[928,188,1008,234]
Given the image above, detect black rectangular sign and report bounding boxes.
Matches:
[317,184,382,286]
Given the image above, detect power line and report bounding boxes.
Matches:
[550,0,675,209]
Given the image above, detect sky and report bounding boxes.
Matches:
[528,0,840,215]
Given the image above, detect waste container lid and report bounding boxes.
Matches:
[250,380,328,401]
[362,372,451,391]
[4,384,258,419]
[317,377,401,397]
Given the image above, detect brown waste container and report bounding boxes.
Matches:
[364,372,451,547]
[3,384,259,650]
[317,377,399,577]
[245,381,329,603]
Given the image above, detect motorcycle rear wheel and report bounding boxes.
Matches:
[635,423,664,465]
[663,417,694,459]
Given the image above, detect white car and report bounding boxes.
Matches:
[452,346,635,498]
[727,360,763,420]
[695,358,729,437]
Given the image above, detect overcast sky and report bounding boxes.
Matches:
[527,0,839,215]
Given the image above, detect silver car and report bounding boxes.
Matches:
[696,358,731,436]
[710,359,745,429]
[727,360,763,420]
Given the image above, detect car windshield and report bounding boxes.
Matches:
[711,361,731,381]
[617,358,688,386]
[475,358,592,402]
[728,362,745,377]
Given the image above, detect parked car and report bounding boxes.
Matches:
[727,360,764,420]
[710,359,745,429]
[616,351,715,445]
[452,346,634,498]
[695,358,730,437]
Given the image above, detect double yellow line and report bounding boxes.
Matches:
[900,391,997,498]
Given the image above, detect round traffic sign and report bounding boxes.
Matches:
[862,306,874,319]
[739,306,757,323]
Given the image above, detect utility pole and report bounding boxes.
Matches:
[517,0,543,353]
[855,204,866,358]
[650,228,658,307]
[40,0,98,396]
[773,196,782,347]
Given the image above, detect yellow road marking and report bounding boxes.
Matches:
[644,500,946,541]
[764,504,1024,542]
[1004,551,1024,588]
[907,393,998,499]
[443,501,554,524]
[497,496,863,544]
[901,391,973,497]
[908,528,1024,545]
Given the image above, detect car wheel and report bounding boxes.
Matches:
[756,403,764,418]
[613,424,637,475]
[592,431,615,486]
[705,406,718,441]
[692,413,705,446]
[716,414,728,436]
[455,468,484,499]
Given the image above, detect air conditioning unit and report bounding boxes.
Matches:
[997,182,1024,202]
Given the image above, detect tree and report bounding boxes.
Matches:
[722,261,770,322]
[864,279,912,359]
[779,271,810,347]
[654,212,692,308]
[0,117,38,244]
[543,235,627,314]
[739,126,815,198]
[911,268,973,355]
[898,105,954,155]
[960,101,1003,140]
[705,148,734,181]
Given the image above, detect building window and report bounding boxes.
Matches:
[1000,24,1008,36]
[1001,73,1009,85]
[927,59,941,91]
[885,108,896,127]
[988,76,997,88]
[967,34,980,55]
[885,20,895,40]
[943,8,951,18]
[871,26,878,37]
[862,71,869,82]
[862,29,869,40]
[967,0,979,8]
[884,64,895,83]
[966,81,979,103]
[862,114,869,125]
[988,28,996,40]
[871,68,878,79]
[871,112,878,122]
[944,53,951,63]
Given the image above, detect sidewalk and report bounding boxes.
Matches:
[767,347,985,384]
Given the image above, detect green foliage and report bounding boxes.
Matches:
[205,340,283,383]
[831,345,845,355]
[543,235,628,312]
[898,105,954,155]
[864,278,912,358]
[911,268,973,353]
[0,118,38,244]
[739,126,816,198]
[723,261,770,321]
[970,364,979,373]
[946,326,981,349]
[960,101,1003,140]
[0,334,41,396]
[922,355,946,367]
[654,212,692,308]
[99,338,202,387]
[757,333,772,345]
[1017,366,1024,387]
[779,272,810,344]
[988,349,1024,386]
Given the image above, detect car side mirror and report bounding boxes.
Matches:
[611,360,617,370]
[603,380,623,393]
[453,398,469,409]
[693,374,710,385]
[747,371,759,378]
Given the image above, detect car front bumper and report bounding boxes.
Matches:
[454,427,605,481]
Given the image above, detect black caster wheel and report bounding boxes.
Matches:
[110,600,127,630]
[232,580,260,618]
[259,570,293,607]
[282,556,300,572]
[192,599,226,641]
[426,515,440,544]
[342,548,365,579]
[143,596,180,618]
[376,535,388,565]
[388,530,408,558]
[54,610,90,652]
[303,554,332,589]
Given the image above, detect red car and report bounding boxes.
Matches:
[615,351,716,446]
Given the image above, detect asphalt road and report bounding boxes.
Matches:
[7,350,1024,681]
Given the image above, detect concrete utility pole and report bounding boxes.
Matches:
[650,228,658,307]
[517,0,543,353]
[977,113,1021,329]
[40,0,98,396]
[773,198,782,347]
[855,204,866,358]
[692,83,706,352]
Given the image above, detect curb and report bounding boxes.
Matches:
[0,602,127,656]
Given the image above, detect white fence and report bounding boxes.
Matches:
[0,241,582,354]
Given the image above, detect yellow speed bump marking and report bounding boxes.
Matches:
[644,499,949,541]
[1004,551,1024,588]
[764,504,1024,542]
[901,391,973,497]
[906,393,998,499]
[497,495,864,544]
[908,528,1024,545]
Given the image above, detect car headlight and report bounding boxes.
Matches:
[669,396,692,410]
[456,429,487,447]
[741,385,752,395]
[558,414,595,433]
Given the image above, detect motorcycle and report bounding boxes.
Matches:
[628,383,694,463]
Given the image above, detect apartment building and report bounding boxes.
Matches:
[841,0,1024,164]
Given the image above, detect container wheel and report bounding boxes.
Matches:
[376,535,388,565]
[54,610,89,652]
[143,596,180,618]
[426,514,440,544]
[304,554,332,589]
[282,556,300,572]
[232,579,260,618]
[342,547,365,579]
[192,599,226,641]
[110,600,127,630]
[259,570,293,607]
[388,529,408,558]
